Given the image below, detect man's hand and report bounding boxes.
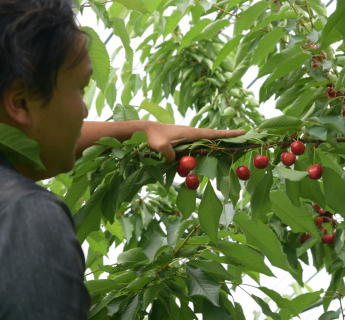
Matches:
[145,122,246,163]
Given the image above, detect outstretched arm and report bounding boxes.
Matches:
[76,120,246,162]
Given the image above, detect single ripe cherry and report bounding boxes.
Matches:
[307,164,323,180]
[177,163,189,177]
[180,156,197,172]
[314,217,323,227]
[313,203,321,212]
[291,141,305,156]
[253,155,269,169]
[185,174,200,190]
[322,234,335,245]
[281,152,296,166]
[236,166,250,180]
[319,208,325,215]
[328,87,338,99]
[300,233,311,244]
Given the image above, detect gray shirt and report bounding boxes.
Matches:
[0,153,91,319]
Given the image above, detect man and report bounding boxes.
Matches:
[0,0,245,318]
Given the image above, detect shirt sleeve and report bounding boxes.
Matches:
[0,191,91,320]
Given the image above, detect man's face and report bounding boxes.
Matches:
[1,35,92,181]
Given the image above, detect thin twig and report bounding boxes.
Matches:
[213,5,240,18]
[305,0,314,28]
[173,224,201,256]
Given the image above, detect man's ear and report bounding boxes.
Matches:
[1,79,33,126]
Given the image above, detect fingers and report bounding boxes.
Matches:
[155,142,176,163]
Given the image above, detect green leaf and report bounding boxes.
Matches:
[176,184,197,220]
[126,276,154,293]
[319,310,341,320]
[259,115,303,130]
[251,169,273,222]
[319,2,345,45]
[194,19,230,42]
[216,240,275,277]
[113,104,140,121]
[219,203,236,227]
[213,35,243,72]
[285,179,300,208]
[229,168,241,207]
[251,295,281,320]
[179,19,211,52]
[120,217,134,242]
[112,17,133,63]
[96,137,122,148]
[64,175,89,211]
[276,86,303,111]
[202,298,226,320]
[323,167,345,216]
[117,248,148,267]
[123,131,147,145]
[234,212,295,274]
[163,9,181,39]
[265,52,311,85]
[198,182,223,244]
[286,87,325,119]
[121,82,132,106]
[143,283,165,309]
[335,68,345,90]
[86,272,136,294]
[198,157,218,180]
[259,287,298,315]
[87,231,109,256]
[270,191,320,239]
[319,116,345,135]
[290,290,323,314]
[252,27,287,65]
[258,44,304,78]
[0,124,46,171]
[82,27,110,91]
[275,166,309,181]
[235,1,269,34]
[105,83,116,110]
[140,101,175,124]
[113,0,148,14]
[105,220,124,241]
[174,218,199,244]
[121,295,139,320]
[186,265,221,306]
[142,233,167,263]
[228,53,252,89]
[187,260,235,281]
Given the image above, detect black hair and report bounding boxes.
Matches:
[0,0,91,107]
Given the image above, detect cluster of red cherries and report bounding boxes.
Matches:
[177,156,200,190]
[236,141,323,181]
[300,203,336,245]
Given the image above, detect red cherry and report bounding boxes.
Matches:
[313,203,321,212]
[253,155,269,169]
[314,217,323,227]
[307,164,323,180]
[177,163,189,177]
[319,208,325,215]
[322,234,335,245]
[185,174,200,190]
[281,152,296,166]
[180,156,197,172]
[291,141,305,156]
[236,166,251,180]
[328,87,338,99]
[300,233,311,244]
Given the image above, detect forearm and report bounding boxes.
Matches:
[75,120,148,160]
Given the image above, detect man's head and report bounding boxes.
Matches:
[0,0,92,181]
